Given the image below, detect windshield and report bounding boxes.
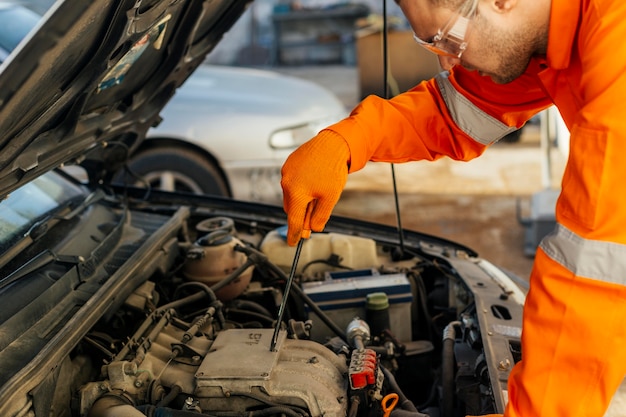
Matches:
[0,171,85,256]
[0,4,41,63]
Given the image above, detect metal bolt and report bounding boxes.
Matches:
[498,359,511,371]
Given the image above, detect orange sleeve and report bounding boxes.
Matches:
[324,63,552,173]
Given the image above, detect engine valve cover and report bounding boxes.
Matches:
[195,329,349,416]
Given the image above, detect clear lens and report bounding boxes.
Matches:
[413,32,463,58]
[412,0,477,58]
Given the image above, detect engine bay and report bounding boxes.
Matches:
[65,201,520,417]
[0,193,524,417]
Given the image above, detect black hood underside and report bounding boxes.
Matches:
[0,0,251,199]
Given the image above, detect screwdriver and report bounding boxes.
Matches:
[269,202,314,352]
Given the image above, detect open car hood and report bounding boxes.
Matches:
[0,0,251,200]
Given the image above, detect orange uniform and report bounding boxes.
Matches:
[281,0,626,415]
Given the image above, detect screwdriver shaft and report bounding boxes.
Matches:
[270,201,314,352]
[270,237,305,351]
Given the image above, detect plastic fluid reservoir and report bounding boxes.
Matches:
[183,217,254,301]
[259,227,379,275]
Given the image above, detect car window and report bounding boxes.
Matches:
[0,4,41,64]
[0,171,84,256]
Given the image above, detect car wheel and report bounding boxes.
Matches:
[119,147,231,196]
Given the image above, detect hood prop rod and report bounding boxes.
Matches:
[382,0,409,259]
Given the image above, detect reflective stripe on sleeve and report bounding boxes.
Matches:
[540,223,626,286]
[435,72,517,145]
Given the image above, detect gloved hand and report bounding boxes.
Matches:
[281,130,351,246]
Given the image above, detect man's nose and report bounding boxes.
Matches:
[438,55,460,70]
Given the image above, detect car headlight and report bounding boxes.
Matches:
[269,115,346,150]
[269,124,319,150]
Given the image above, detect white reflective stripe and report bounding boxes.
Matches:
[435,72,517,145]
[540,223,626,286]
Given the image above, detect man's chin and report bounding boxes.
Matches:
[467,67,518,84]
[478,71,501,83]
[483,72,518,85]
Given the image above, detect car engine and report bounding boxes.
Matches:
[1,198,522,417]
[65,206,507,417]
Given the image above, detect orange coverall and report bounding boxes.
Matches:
[315,0,626,415]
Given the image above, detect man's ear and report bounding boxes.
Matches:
[492,0,517,13]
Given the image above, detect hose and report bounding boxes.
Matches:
[242,406,303,417]
[226,391,308,416]
[230,299,273,317]
[390,409,431,417]
[156,384,182,408]
[135,391,307,417]
[135,405,201,416]
[210,258,254,293]
[380,365,431,417]
[442,321,461,417]
[227,308,274,325]
[239,243,348,342]
[88,393,144,417]
[171,281,226,328]
[380,365,418,413]
[136,404,305,417]
[195,406,304,417]
[290,283,347,342]
[348,396,360,417]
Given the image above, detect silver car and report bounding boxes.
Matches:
[136,64,347,202]
[1,2,347,203]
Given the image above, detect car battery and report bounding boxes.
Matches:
[302,269,413,343]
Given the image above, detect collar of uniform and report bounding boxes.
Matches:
[546,0,581,70]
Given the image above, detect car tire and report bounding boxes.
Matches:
[118,146,231,196]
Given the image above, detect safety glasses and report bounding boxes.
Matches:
[412,0,479,58]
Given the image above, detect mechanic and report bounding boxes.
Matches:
[280,0,626,416]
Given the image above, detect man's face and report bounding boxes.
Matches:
[399,0,543,84]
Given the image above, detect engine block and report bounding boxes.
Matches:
[195,329,349,416]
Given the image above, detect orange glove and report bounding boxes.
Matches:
[281,130,351,246]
